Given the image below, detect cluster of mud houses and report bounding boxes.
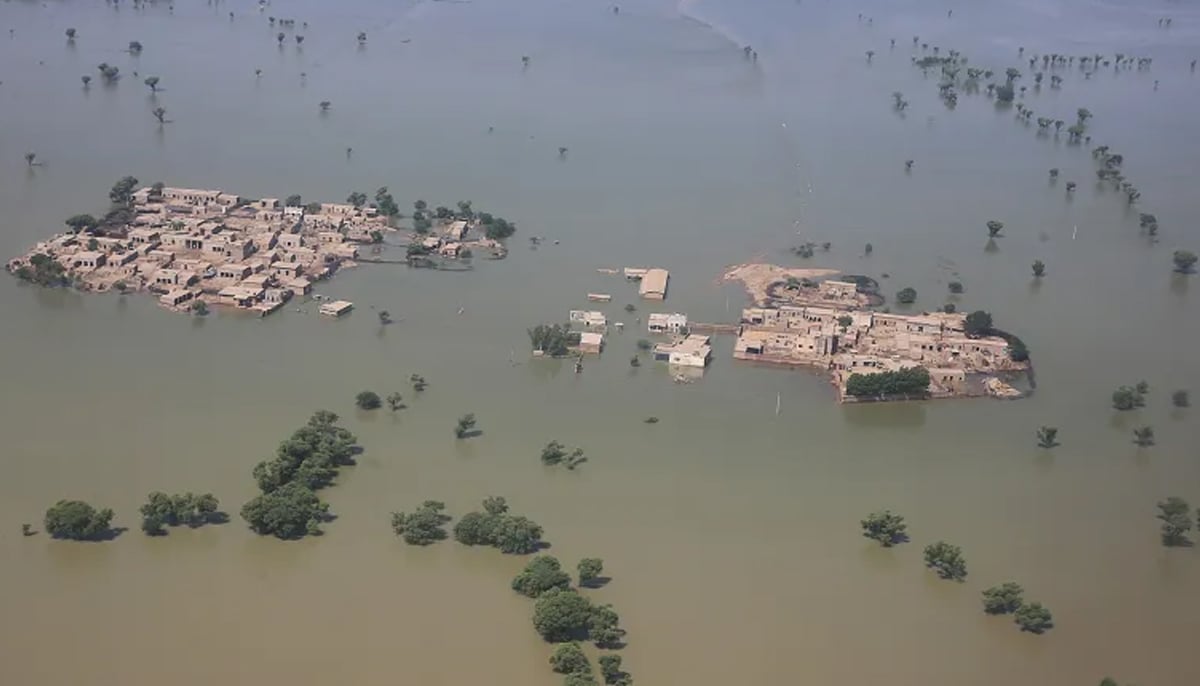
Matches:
[734,301,1025,399]
[6,187,386,316]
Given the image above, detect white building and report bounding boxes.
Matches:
[647,312,688,334]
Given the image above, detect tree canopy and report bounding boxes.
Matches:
[844,367,930,398]
[453,497,545,554]
[140,491,220,535]
[1156,497,1192,547]
[533,588,595,642]
[240,480,328,539]
[923,541,967,581]
[391,501,451,545]
[109,176,139,206]
[981,582,1025,614]
[44,500,114,541]
[549,642,592,676]
[530,324,580,357]
[860,510,907,546]
[1013,601,1053,634]
[512,555,572,597]
[963,310,993,337]
[577,558,604,587]
[356,390,381,410]
[65,214,98,233]
[1173,250,1197,274]
[895,287,917,304]
[15,253,69,287]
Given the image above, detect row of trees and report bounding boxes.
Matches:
[861,511,1053,633]
[844,367,931,398]
[240,411,358,539]
[530,324,581,357]
[140,492,220,535]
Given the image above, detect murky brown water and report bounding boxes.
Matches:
[1,0,1198,684]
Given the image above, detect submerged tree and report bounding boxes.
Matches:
[512,555,572,597]
[860,510,907,546]
[355,390,382,410]
[1156,497,1192,546]
[895,287,917,304]
[1173,250,1197,274]
[44,500,115,541]
[986,220,1004,237]
[1132,426,1155,447]
[319,100,331,112]
[981,582,1025,614]
[577,557,605,587]
[923,541,967,581]
[1171,390,1190,408]
[1036,426,1059,448]
[1014,602,1054,633]
[1032,260,1045,278]
[391,501,451,545]
[143,75,160,92]
[455,413,477,439]
[153,107,167,124]
[549,642,592,676]
[386,392,404,411]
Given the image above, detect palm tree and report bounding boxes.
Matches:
[319,101,331,112]
[66,28,76,41]
[24,152,36,166]
[81,75,92,88]
[144,76,160,92]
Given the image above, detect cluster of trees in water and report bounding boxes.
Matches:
[530,324,583,357]
[860,511,1054,634]
[340,192,517,241]
[388,496,633,684]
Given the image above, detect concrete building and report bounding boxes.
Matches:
[577,331,604,354]
[647,312,688,334]
[638,268,669,300]
[653,335,712,368]
[319,300,354,317]
[569,310,607,328]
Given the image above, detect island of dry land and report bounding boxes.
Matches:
[6,183,506,316]
[723,263,1029,402]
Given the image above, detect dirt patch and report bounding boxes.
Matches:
[721,262,841,305]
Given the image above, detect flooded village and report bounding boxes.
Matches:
[5,183,503,317]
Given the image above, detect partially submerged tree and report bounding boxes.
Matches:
[1171,390,1189,408]
[963,310,993,338]
[355,390,381,410]
[577,557,604,587]
[1132,426,1155,447]
[391,500,451,545]
[1036,426,1059,448]
[455,413,477,439]
[895,287,917,304]
[549,642,592,676]
[512,555,572,597]
[1173,250,1197,274]
[1013,601,1054,634]
[860,510,907,546]
[1156,497,1192,546]
[143,76,160,92]
[44,500,114,541]
[1032,260,1045,278]
[986,220,1004,237]
[923,541,967,581]
[981,582,1025,614]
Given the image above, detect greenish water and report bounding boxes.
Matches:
[1,0,1199,684]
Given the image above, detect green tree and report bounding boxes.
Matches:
[844,367,930,398]
[128,40,143,54]
[530,324,580,357]
[453,511,498,546]
[1013,602,1053,633]
[1132,426,1154,447]
[1112,385,1143,411]
[485,217,517,240]
[986,220,1004,237]
[981,582,1024,614]
[1173,250,1197,274]
[1156,497,1192,546]
[143,76,159,92]
[65,214,98,233]
[578,558,604,587]
[191,300,209,316]
[565,675,599,686]
[837,315,853,331]
[923,541,967,581]
[240,481,328,539]
[304,201,323,214]
[895,287,917,304]
[947,281,964,294]
[44,500,114,541]
[250,411,358,493]
[391,501,451,545]
[963,310,993,337]
[494,515,544,554]
[860,510,907,546]
[356,390,381,410]
[284,194,303,207]
[1171,390,1189,408]
[347,192,368,207]
[386,392,404,411]
[1036,426,1058,448]
[455,413,477,438]
[589,603,626,648]
[550,642,592,675]
[373,187,399,217]
[598,655,629,685]
[512,555,572,597]
[1032,260,1045,278]
[533,588,594,642]
[109,176,139,206]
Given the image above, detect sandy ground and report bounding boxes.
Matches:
[720,262,840,305]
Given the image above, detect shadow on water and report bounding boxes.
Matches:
[842,402,928,430]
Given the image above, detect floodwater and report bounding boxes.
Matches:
[2,0,1199,684]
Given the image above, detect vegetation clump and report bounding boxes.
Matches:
[845,367,930,398]
[455,413,478,439]
[389,501,451,545]
[241,411,357,538]
[1171,389,1189,408]
[577,558,605,587]
[860,510,907,546]
[14,253,69,287]
[453,496,545,554]
[530,324,581,357]
[549,642,593,676]
[542,441,588,469]
[923,541,967,581]
[1111,383,1147,411]
[43,500,115,541]
[894,287,917,304]
[355,390,381,410]
[1013,601,1054,634]
[1036,426,1059,449]
[139,492,220,535]
[512,555,573,598]
[1155,497,1192,547]
[981,582,1024,614]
